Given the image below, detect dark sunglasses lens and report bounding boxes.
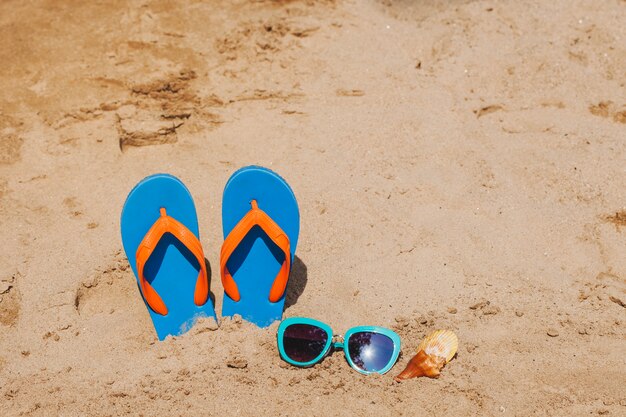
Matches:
[283,324,328,364]
[347,332,395,373]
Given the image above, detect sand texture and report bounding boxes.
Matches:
[1,0,625,416]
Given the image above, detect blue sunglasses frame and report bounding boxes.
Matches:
[277,317,401,375]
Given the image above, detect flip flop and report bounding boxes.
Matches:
[121,174,216,340]
[220,166,300,327]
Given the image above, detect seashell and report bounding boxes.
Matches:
[417,329,458,363]
[394,330,458,381]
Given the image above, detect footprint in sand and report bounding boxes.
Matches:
[117,70,203,151]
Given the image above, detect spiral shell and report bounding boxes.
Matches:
[417,330,458,363]
[394,330,458,381]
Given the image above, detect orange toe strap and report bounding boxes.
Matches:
[220,200,291,303]
[135,208,208,316]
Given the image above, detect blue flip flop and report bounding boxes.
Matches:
[121,174,216,340]
[220,166,300,327]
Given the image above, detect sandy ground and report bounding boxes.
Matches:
[1,0,625,415]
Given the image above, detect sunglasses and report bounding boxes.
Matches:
[277,317,401,375]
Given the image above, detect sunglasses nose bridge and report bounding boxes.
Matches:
[331,334,344,349]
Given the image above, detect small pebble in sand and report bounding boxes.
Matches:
[43,331,60,342]
[609,295,625,308]
[482,306,500,316]
[547,328,559,337]
[0,282,12,294]
[447,307,457,314]
[395,316,409,327]
[470,300,490,310]
[227,357,248,369]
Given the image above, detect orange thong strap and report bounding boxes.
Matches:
[135,208,208,316]
[220,200,291,303]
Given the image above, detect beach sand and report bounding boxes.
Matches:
[1,0,625,415]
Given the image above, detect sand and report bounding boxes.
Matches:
[1,0,625,415]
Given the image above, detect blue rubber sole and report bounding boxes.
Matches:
[121,174,216,340]
[221,166,300,327]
